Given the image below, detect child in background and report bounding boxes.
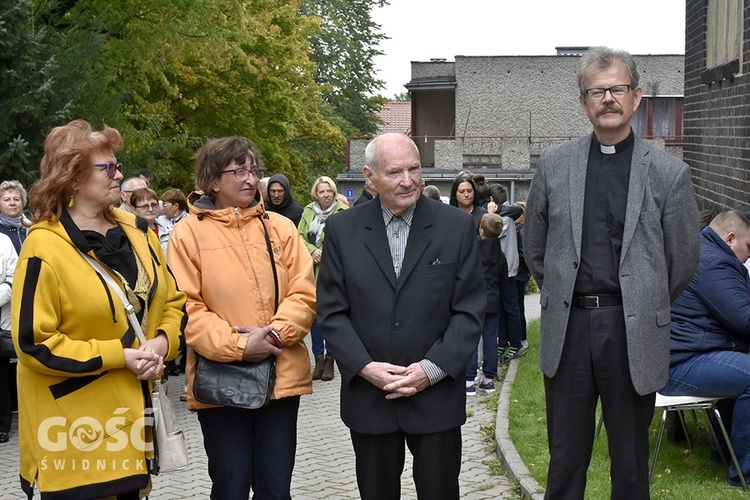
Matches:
[466,213,508,395]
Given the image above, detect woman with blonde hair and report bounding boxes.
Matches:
[298,175,348,380]
[11,119,186,499]
[0,180,30,253]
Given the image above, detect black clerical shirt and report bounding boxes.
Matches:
[574,131,635,294]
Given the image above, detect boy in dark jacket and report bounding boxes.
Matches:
[466,213,508,394]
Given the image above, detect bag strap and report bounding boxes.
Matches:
[260,215,279,314]
[76,249,147,346]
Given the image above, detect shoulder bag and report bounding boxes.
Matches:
[192,216,279,410]
[0,329,14,358]
[78,249,189,474]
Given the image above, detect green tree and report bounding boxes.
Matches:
[62,0,343,196]
[1,0,348,199]
[392,91,410,102]
[299,0,387,138]
[0,0,116,184]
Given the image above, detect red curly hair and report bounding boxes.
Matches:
[29,120,124,223]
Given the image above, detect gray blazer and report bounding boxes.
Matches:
[524,134,700,395]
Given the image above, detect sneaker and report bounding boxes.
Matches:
[0,432,8,443]
[478,381,495,393]
[501,345,528,364]
[498,345,509,359]
[466,385,477,396]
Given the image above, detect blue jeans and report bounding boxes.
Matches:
[498,280,522,349]
[197,396,301,499]
[310,319,330,357]
[663,350,750,483]
[467,313,499,381]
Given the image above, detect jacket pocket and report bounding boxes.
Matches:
[51,373,138,450]
[656,307,671,327]
[422,260,457,276]
[540,287,549,308]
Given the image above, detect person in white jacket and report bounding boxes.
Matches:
[0,232,17,443]
[154,188,189,257]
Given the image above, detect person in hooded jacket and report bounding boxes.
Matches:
[265,173,304,226]
[168,136,316,500]
[11,119,186,499]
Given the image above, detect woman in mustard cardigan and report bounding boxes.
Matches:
[11,120,186,499]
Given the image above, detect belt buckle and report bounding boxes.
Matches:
[583,295,599,308]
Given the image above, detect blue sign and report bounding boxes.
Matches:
[346,188,355,200]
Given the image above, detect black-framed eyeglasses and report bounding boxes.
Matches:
[584,84,631,100]
[94,162,123,179]
[134,202,159,211]
[221,167,265,181]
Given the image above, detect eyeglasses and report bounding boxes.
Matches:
[94,162,123,179]
[162,202,174,208]
[221,166,265,181]
[584,84,631,100]
[135,202,159,211]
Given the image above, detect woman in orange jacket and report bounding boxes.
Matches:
[168,136,316,499]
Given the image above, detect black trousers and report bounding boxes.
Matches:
[0,356,11,432]
[544,305,655,500]
[350,426,462,500]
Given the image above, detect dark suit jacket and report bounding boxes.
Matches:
[316,195,486,434]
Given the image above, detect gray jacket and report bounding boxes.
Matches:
[524,134,700,395]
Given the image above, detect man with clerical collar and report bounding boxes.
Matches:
[316,133,485,499]
[524,47,700,499]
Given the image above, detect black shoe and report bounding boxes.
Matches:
[728,476,750,488]
[0,432,9,443]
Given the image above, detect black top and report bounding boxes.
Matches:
[574,131,634,294]
[83,226,137,289]
[264,173,304,226]
[479,237,508,314]
[0,223,26,254]
[353,189,374,206]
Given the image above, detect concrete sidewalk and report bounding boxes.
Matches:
[0,294,543,499]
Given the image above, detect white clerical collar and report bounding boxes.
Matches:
[600,144,616,155]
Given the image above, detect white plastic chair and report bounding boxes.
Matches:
[650,393,747,490]
[594,393,748,490]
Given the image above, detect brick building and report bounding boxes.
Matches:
[683,0,749,212]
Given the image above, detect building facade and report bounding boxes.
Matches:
[341,51,685,203]
[684,0,749,212]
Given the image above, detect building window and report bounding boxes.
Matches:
[632,97,683,141]
[707,0,742,68]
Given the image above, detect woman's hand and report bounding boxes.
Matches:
[139,332,169,358]
[236,325,282,362]
[124,348,164,380]
[311,249,322,264]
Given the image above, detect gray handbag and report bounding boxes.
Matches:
[192,216,279,410]
[193,355,275,409]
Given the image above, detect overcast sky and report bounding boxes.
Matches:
[372,0,686,97]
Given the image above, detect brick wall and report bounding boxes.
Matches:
[683,0,750,212]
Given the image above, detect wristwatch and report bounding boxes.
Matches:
[268,328,282,348]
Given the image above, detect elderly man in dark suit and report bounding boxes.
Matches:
[524,47,700,499]
[316,132,485,500]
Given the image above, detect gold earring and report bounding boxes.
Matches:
[68,195,75,208]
